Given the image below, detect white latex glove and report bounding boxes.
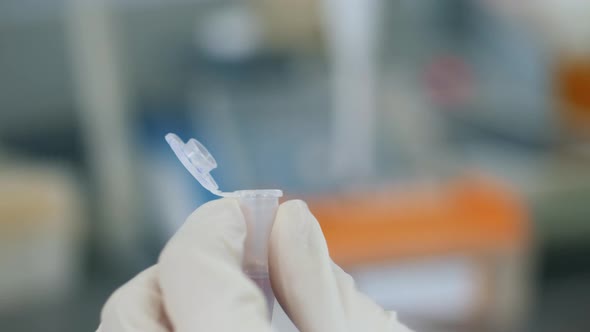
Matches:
[98,198,413,332]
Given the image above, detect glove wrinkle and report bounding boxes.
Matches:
[100,266,170,332]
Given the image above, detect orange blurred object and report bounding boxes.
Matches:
[555,55,590,141]
[305,176,529,268]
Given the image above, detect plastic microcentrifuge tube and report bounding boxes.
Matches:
[165,133,282,314]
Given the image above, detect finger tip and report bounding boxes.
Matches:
[276,199,308,219]
[272,199,319,249]
[190,197,241,218]
[186,198,245,232]
[160,198,246,266]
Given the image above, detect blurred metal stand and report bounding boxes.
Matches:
[65,0,140,265]
[320,0,381,182]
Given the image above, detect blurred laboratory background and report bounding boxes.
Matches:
[1,0,589,331]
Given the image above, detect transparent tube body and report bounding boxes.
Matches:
[235,190,282,315]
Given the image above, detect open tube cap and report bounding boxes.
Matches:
[165,133,283,198]
[165,133,223,196]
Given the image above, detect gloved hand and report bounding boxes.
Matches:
[97,198,413,332]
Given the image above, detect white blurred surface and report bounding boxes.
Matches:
[351,257,478,322]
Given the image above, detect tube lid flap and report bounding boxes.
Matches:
[165,133,223,196]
